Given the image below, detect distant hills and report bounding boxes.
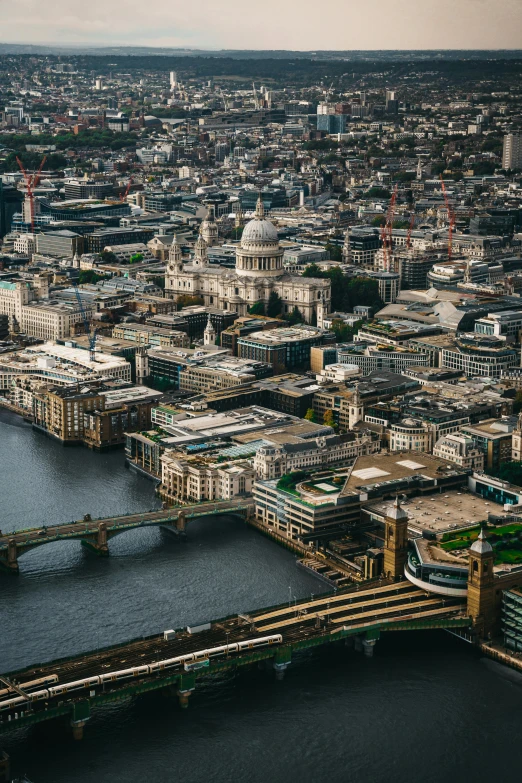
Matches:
[0,44,521,60]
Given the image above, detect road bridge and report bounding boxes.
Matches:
[0,499,254,573]
[0,579,470,739]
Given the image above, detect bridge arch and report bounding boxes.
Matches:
[0,503,253,574]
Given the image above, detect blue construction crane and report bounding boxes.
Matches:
[72,283,96,362]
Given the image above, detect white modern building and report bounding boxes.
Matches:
[0,342,131,391]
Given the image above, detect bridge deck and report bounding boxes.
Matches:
[1,580,468,731]
[0,500,253,563]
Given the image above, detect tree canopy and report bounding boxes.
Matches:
[267,290,283,318]
[287,306,304,325]
[302,266,383,313]
[176,294,204,308]
[330,318,363,342]
[78,270,108,285]
[489,462,522,488]
[248,301,265,316]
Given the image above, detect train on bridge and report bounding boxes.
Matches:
[0,636,282,716]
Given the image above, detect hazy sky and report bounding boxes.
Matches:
[1,0,521,50]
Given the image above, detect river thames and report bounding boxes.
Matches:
[1,409,522,783]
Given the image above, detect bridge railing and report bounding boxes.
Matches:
[0,501,254,544]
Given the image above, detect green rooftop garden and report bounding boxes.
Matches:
[439,523,522,564]
[276,471,310,495]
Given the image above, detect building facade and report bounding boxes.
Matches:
[433,433,485,471]
[253,432,379,481]
[165,196,331,323]
[160,453,253,504]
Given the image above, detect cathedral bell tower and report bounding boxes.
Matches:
[193,235,208,268]
[200,207,219,247]
[467,528,496,638]
[383,496,409,580]
[168,235,183,273]
[165,234,183,299]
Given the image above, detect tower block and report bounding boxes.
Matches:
[383,496,409,580]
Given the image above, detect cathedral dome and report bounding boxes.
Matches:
[240,196,279,248]
[235,194,284,278]
[241,218,278,246]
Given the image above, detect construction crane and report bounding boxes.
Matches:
[381,184,398,271]
[439,174,455,261]
[73,284,97,363]
[16,155,47,232]
[218,87,229,112]
[120,177,133,202]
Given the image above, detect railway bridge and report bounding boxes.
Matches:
[0,499,255,573]
[0,579,471,740]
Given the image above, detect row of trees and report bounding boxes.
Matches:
[305,408,336,428]
[248,293,304,325]
[176,294,204,308]
[330,318,362,342]
[489,461,522,488]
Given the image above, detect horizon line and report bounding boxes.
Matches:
[1,43,522,53]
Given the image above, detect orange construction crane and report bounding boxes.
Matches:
[16,155,47,232]
[439,175,455,261]
[120,177,133,202]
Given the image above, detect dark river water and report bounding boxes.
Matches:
[1,409,522,783]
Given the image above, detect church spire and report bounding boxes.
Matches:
[342,226,352,264]
[352,381,361,405]
[348,382,363,430]
[255,193,265,219]
[204,314,216,345]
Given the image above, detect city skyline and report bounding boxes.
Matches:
[2,0,522,50]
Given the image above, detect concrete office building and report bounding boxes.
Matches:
[36,230,83,258]
[502,133,522,171]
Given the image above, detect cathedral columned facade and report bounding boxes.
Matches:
[165,196,331,323]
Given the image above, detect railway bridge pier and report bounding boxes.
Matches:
[0,577,471,741]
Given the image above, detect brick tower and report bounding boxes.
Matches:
[383,496,409,580]
[467,528,495,637]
